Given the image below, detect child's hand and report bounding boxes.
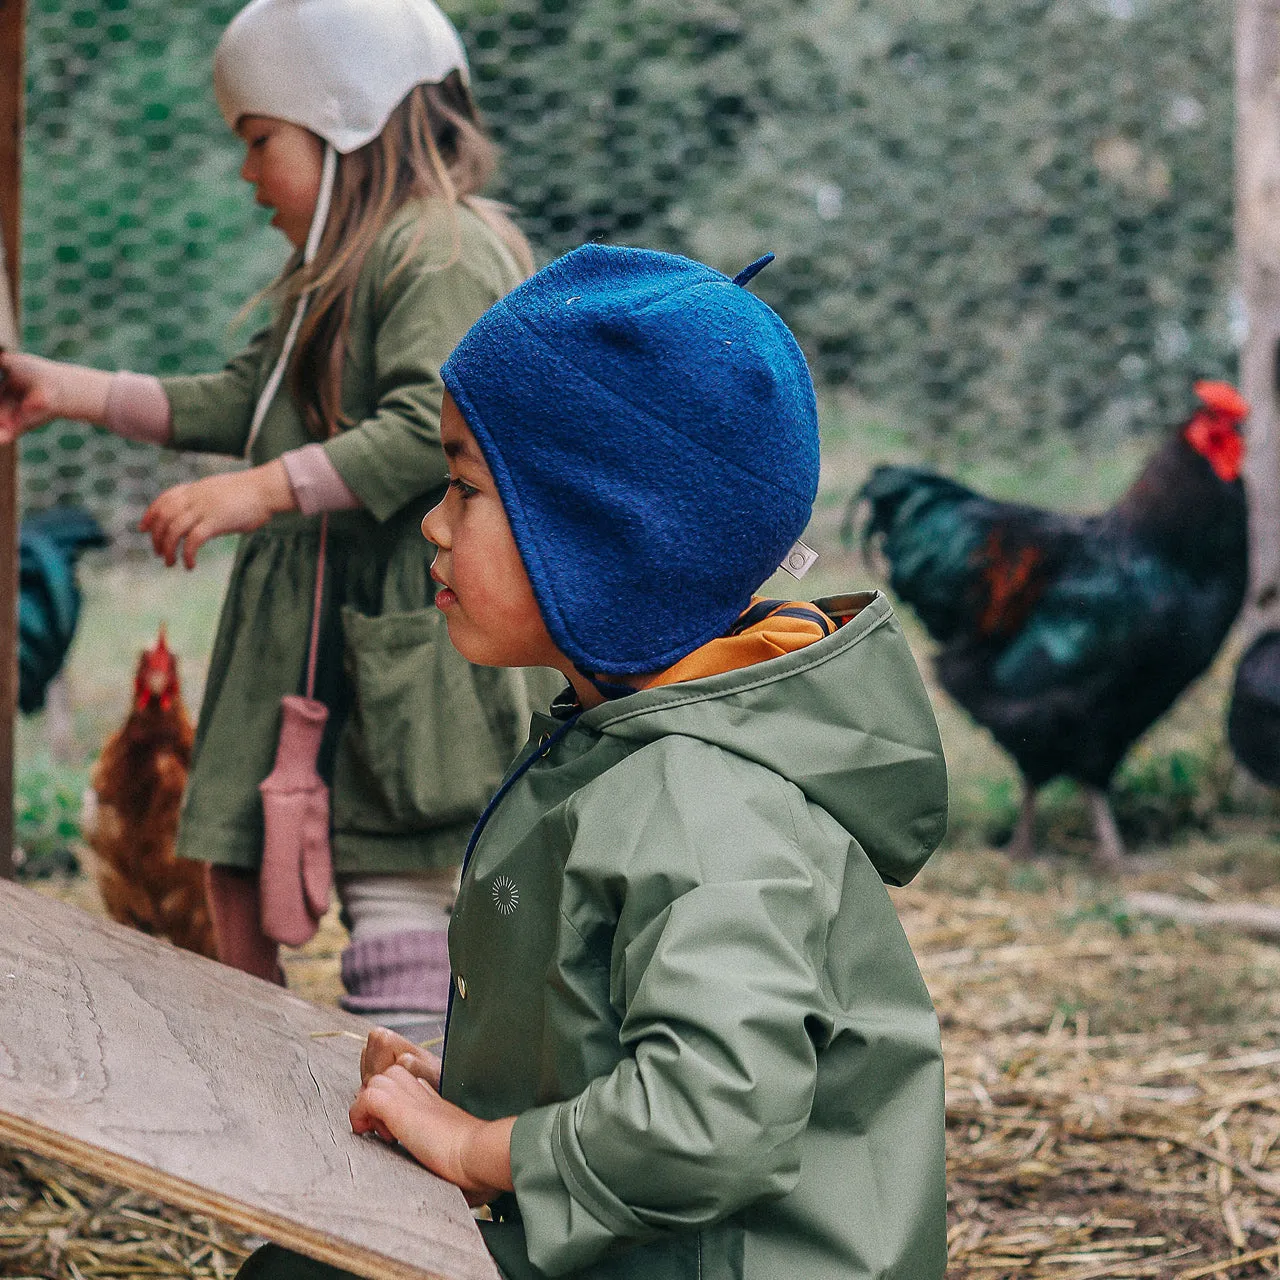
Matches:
[350,1063,515,1207]
[141,461,295,568]
[360,1026,441,1089]
[0,353,111,442]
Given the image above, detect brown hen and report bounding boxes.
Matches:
[84,628,215,957]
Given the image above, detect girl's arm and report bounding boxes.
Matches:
[0,352,351,566]
[141,443,364,568]
[161,325,275,458]
[140,462,297,569]
[350,1059,515,1207]
[0,352,114,441]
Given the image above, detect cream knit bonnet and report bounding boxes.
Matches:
[213,0,469,154]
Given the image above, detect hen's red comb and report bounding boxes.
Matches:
[1194,380,1249,421]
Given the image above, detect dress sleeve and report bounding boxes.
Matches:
[280,443,361,514]
[161,326,274,457]
[320,226,509,521]
[104,372,172,445]
[508,758,838,1275]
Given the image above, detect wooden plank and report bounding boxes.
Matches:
[0,881,499,1280]
[0,0,23,881]
[0,234,15,350]
[1236,0,1280,641]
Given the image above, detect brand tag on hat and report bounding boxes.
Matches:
[780,538,819,580]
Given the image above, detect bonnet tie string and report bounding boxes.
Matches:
[243,140,338,458]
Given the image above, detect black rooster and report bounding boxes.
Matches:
[855,382,1249,869]
[19,506,108,714]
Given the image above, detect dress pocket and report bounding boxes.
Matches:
[332,605,511,834]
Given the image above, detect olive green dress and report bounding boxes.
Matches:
[164,201,557,874]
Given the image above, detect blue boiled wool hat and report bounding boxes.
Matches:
[440,243,820,676]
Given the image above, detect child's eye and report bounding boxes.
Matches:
[449,476,479,500]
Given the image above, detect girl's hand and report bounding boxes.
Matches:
[140,461,296,569]
[360,1027,441,1089]
[350,1063,515,1207]
[0,353,112,442]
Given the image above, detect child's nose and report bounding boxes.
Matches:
[421,505,447,548]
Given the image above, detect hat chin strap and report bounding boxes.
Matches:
[244,141,339,457]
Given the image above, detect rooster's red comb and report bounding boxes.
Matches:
[1194,380,1249,422]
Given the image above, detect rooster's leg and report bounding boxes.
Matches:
[1007,779,1037,860]
[1086,788,1126,872]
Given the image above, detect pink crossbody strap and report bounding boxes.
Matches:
[305,513,328,701]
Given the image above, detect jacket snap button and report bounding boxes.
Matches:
[456,974,467,999]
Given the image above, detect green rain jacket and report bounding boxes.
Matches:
[442,590,949,1280]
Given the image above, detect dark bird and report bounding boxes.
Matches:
[1227,629,1280,786]
[854,381,1249,869]
[18,505,108,714]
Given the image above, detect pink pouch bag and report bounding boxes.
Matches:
[258,514,333,947]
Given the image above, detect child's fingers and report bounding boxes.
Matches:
[144,511,175,564]
[349,1084,385,1136]
[0,356,58,439]
[397,1050,442,1090]
[0,388,43,442]
[141,489,199,567]
[349,1094,396,1143]
[154,514,193,568]
[349,1068,427,1141]
[360,1027,420,1084]
[139,489,176,536]
[182,520,214,570]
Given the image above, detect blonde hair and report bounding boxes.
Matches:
[280,72,533,439]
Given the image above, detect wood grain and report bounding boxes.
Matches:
[1236,0,1280,633]
[0,0,23,881]
[0,881,498,1280]
[0,233,15,351]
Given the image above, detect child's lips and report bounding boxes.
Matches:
[434,584,458,610]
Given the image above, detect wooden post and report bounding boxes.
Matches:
[1236,0,1280,642]
[0,0,23,881]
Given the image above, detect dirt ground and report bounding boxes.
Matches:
[909,843,1280,1279]
[3,839,1280,1280]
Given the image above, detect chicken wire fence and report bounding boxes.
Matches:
[19,0,1237,552]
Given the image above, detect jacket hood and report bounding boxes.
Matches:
[574,590,948,886]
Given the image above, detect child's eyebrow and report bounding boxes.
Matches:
[442,438,482,462]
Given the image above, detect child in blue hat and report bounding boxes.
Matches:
[245,244,949,1280]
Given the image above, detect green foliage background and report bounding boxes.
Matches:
[20,0,1237,522]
